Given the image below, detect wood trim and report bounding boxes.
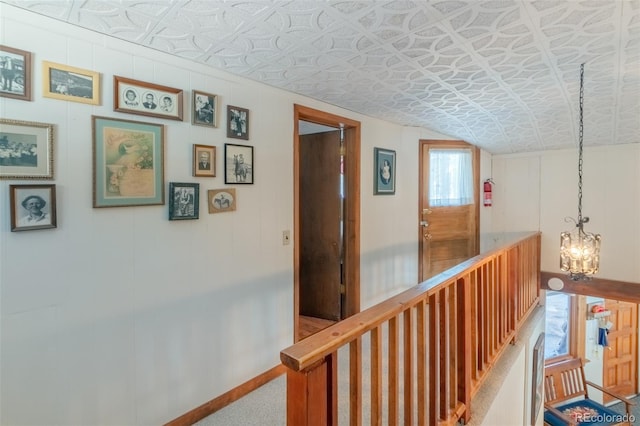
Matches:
[540,271,640,304]
[293,104,361,342]
[165,364,286,426]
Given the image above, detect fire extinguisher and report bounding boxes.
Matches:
[483,179,494,207]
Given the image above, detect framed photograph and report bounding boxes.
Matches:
[224,143,253,184]
[10,184,57,231]
[193,144,216,177]
[42,61,100,105]
[0,45,32,101]
[92,115,165,208]
[531,332,545,425]
[227,105,249,140]
[114,75,183,121]
[0,118,53,179]
[192,90,217,127]
[207,188,236,213]
[374,147,396,195]
[169,182,199,220]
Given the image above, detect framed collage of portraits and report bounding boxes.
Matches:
[114,76,183,121]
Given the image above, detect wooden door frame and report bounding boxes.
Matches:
[293,104,361,342]
[418,139,480,281]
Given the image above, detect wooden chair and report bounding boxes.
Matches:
[544,358,635,425]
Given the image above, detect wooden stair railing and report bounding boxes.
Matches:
[280,232,541,425]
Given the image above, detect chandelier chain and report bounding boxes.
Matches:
[577,63,584,224]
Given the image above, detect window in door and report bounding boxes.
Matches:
[428,148,474,207]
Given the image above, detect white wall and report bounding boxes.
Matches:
[492,144,640,282]
[0,5,461,425]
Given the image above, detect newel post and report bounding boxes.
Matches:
[283,352,337,426]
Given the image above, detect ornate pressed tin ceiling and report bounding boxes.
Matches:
[4,0,640,154]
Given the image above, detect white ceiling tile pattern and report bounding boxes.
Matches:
[5,0,639,154]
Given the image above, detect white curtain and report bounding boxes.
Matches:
[429,148,473,206]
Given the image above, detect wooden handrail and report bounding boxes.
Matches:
[281,231,541,425]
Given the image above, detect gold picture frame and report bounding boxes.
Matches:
[0,118,54,179]
[42,61,100,105]
[193,144,216,177]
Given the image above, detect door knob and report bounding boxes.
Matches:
[420,220,429,228]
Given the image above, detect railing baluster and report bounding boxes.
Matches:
[417,300,427,425]
[350,338,362,426]
[388,316,399,426]
[281,232,541,426]
[403,308,414,425]
[371,326,382,425]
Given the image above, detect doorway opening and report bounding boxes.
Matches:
[293,104,361,342]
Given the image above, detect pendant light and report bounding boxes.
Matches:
[559,63,601,281]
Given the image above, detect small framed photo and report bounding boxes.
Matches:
[42,61,100,105]
[10,184,57,231]
[193,144,216,177]
[114,76,183,121]
[0,45,32,101]
[0,118,54,180]
[224,143,253,184]
[207,188,236,213]
[227,105,249,140]
[169,182,199,220]
[92,115,165,208]
[374,147,396,195]
[192,90,217,127]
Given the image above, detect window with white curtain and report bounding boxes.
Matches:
[429,148,473,206]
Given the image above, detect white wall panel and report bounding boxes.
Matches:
[0,5,429,425]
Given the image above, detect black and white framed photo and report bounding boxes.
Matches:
[192,90,217,127]
[227,105,249,140]
[114,76,183,121]
[224,143,253,184]
[168,182,199,220]
[208,188,236,213]
[10,184,57,231]
[374,147,396,195]
[0,44,32,101]
[0,118,54,180]
[193,144,216,177]
[42,61,100,105]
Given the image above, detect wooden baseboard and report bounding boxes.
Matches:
[165,364,286,426]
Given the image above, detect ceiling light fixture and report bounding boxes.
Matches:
[560,63,601,281]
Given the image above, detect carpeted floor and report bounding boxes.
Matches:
[608,395,639,424]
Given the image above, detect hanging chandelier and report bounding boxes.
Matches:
[559,63,601,281]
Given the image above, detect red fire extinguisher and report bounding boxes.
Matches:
[483,179,494,207]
